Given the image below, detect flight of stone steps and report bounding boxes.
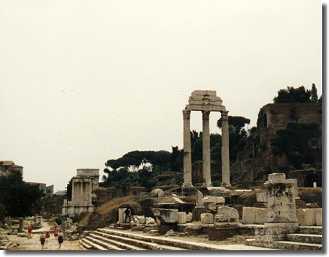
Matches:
[272,226,322,251]
[79,227,271,251]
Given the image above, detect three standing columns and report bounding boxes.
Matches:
[183,109,231,187]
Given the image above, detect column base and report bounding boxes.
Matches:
[182,182,193,189]
[221,182,231,188]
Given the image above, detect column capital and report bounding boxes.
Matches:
[202,110,210,120]
[183,109,191,120]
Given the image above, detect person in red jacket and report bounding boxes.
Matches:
[27,224,33,239]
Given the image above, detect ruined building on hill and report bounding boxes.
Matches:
[231,103,322,187]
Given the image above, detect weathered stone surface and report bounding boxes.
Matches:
[118,208,127,223]
[150,188,164,198]
[303,209,315,226]
[256,191,267,203]
[267,173,286,184]
[314,208,322,226]
[177,212,187,224]
[264,173,298,223]
[242,207,266,224]
[203,196,225,211]
[201,213,214,224]
[192,206,206,221]
[186,212,192,223]
[202,196,225,204]
[159,209,178,223]
[215,206,239,223]
[297,208,322,226]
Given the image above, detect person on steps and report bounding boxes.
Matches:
[39,233,46,250]
[57,231,64,249]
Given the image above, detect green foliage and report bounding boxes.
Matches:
[0,173,43,217]
[310,83,319,103]
[271,123,322,169]
[103,115,250,189]
[105,150,172,170]
[273,85,320,104]
[66,179,72,201]
[0,204,7,223]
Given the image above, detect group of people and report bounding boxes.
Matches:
[27,223,64,250]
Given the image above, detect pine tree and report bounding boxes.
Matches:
[310,83,318,103]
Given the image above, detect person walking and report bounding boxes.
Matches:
[57,231,64,249]
[39,233,46,250]
[27,224,32,239]
[53,225,58,238]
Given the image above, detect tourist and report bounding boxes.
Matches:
[57,231,64,249]
[27,223,32,239]
[45,230,50,247]
[54,225,58,238]
[39,233,46,250]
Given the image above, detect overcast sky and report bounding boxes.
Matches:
[0,0,321,190]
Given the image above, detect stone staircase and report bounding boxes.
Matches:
[272,226,322,251]
[79,227,270,251]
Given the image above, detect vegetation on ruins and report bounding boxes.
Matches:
[99,84,321,189]
[0,173,43,218]
[271,123,322,169]
[273,84,320,104]
[102,115,251,189]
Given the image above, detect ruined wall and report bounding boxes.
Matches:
[231,103,322,186]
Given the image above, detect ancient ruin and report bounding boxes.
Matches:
[62,169,99,216]
[4,89,323,252]
[183,90,230,187]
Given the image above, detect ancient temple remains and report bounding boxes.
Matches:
[62,169,99,216]
[183,90,230,187]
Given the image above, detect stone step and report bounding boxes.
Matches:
[298,226,322,235]
[79,239,93,250]
[272,241,322,251]
[95,229,184,250]
[82,237,108,250]
[90,232,146,250]
[287,234,322,244]
[85,236,122,250]
[98,228,270,251]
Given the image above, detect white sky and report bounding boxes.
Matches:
[0,0,321,190]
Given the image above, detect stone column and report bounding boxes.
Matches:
[183,109,192,187]
[80,181,84,204]
[221,111,230,186]
[202,111,211,187]
[71,181,76,202]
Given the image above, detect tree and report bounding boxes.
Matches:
[273,86,312,103]
[271,123,322,169]
[218,116,251,162]
[0,173,43,217]
[310,83,319,103]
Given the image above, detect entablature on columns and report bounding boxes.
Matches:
[185,90,226,112]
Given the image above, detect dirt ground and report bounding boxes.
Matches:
[7,233,83,251]
[7,219,83,251]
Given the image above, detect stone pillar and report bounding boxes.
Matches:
[221,111,230,186]
[183,109,192,187]
[71,181,76,202]
[202,111,211,187]
[80,181,84,204]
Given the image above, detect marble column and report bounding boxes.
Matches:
[183,109,192,187]
[221,111,230,186]
[202,111,211,186]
